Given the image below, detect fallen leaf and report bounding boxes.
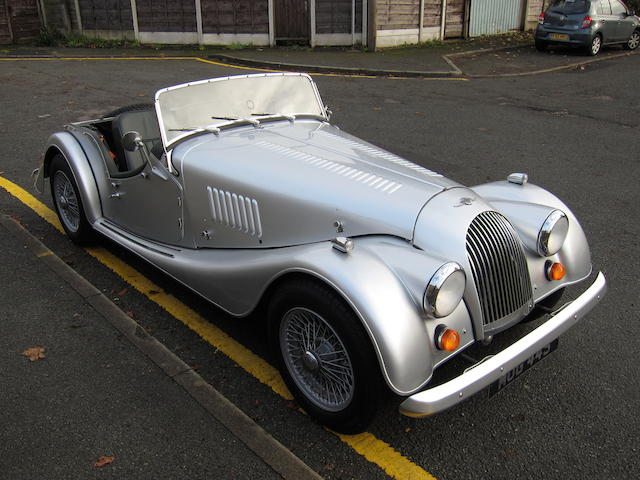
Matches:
[117,288,128,296]
[404,427,411,433]
[126,311,135,319]
[22,346,46,361]
[148,289,160,295]
[93,456,115,467]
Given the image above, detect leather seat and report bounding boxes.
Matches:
[111,109,163,174]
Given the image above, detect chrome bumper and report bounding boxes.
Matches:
[399,272,607,418]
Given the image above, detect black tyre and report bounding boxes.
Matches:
[103,103,154,118]
[624,30,640,50]
[535,40,547,52]
[49,154,94,244]
[268,278,382,434]
[587,34,602,56]
[522,288,565,323]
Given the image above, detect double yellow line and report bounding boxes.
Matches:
[0,176,436,480]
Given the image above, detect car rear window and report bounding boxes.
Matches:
[549,0,590,13]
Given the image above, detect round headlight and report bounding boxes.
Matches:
[537,210,569,256]
[424,263,466,318]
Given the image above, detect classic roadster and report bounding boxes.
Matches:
[36,73,606,433]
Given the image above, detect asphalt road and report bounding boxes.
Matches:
[0,54,638,480]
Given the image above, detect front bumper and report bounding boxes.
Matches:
[399,271,607,417]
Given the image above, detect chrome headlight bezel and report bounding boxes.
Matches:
[424,262,466,318]
[537,210,569,257]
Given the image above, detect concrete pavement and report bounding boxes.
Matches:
[0,214,320,480]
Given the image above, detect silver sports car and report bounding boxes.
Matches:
[36,73,607,433]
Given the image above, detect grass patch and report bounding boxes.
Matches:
[36,27,141,48]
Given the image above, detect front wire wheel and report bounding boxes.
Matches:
[280,307,355,412]
[50,154,94,244]
[625,30,640,50]
[269,279,382,434]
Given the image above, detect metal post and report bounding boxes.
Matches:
[195,0,203,44]
[38,0,47,28]
[440,0,447,40]
[268,0,275,46]
[73,0,82,32]
[310,0,316,47]
[130,0,139,41]
[419,0,424,42]
[362,0,367,46]
[367,0,376,50]
[351,0,355,45]
[4,0,14,42]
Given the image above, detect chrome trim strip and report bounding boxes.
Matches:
[399,272,607,418]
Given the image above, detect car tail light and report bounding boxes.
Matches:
[538,12,545,24]
[582,16,593,28]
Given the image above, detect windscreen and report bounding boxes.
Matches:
[156,74,326,145]
[549,0,590,13]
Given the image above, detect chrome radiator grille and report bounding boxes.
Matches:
[466,211,532,328]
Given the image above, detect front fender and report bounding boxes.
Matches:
[41,131,102,224]
[277,236,475,395]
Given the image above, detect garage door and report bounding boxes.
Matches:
[469,0,524,37]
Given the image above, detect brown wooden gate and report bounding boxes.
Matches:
[274,0,310,43]
[0,0,40,44]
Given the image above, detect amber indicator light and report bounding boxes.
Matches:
[436,327,460,351]
[547,262,566,281]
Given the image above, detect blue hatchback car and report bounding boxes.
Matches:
[535,0,640,55]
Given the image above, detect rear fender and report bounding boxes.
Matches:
[40,131,103,224]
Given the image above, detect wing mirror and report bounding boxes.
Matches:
[122,131,144,152]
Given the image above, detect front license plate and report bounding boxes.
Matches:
[549,33,569,41]
[488,339,559,397]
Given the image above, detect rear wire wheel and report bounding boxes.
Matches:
[49,154,94,244]
[269,279,382,434]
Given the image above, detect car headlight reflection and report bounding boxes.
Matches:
[537,210,569,256]
[424,262,466,318]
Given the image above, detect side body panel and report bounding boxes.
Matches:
[92,220,475,395]
[102,162,186,245]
